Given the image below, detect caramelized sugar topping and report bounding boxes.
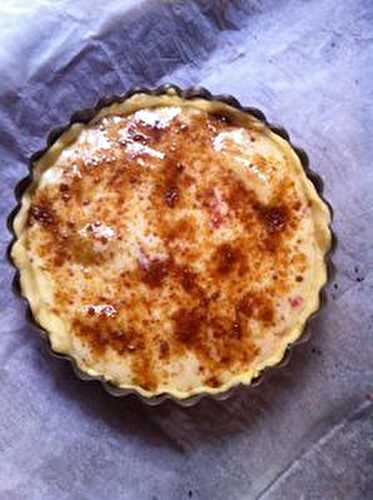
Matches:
[24,105,311,392]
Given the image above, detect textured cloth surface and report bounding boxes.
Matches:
[0,1,372,499]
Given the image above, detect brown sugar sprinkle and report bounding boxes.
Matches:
[132,351,157,391]
[28,203,56,227]
[252,154,267,171]
[161,158,185,208]
[139,258,171,288]
[206,376,221,388]
[258,205,288,233]
[73,316,157,390]
[214,243,241,276]
[159,340,170,359]
[164,186,179,207]
[237,292,275,325]
[74,317,139,355]
[25,104,312,391]
[59,183,71,201]
[173,308,204,345]
[171,306,259,375]
[177,266,197,292]
[164,218,195,241]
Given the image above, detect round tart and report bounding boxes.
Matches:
[10,87,332,400]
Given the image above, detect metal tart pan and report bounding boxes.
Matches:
[7,84,336,406]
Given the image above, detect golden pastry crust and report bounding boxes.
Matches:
[11,92,331,398]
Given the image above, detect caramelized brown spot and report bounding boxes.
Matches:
[214,243,240,275]
[159,340,170,360]
[28,203,55,227]
[259,205,288,233]
[171,305,259,378]
[237,295,254,317]
[59,183,71,201]
[72,318,152,380]
[178,267,197,292]
[67,233,104,266]
[164,186,179,207]
[140,258,170,288]
[172,308,204,345]
[166,218,195,241]
[258,304,274,324]
[72,319,112,356]
[161,158,185,209]
[237,292,274,325]
[226,178,257,223]
[206,376,221,388]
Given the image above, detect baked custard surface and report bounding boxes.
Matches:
[12,93,331,398]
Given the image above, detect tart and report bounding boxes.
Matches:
[10,87,332,400]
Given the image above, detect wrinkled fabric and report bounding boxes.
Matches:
[0,1,372,499]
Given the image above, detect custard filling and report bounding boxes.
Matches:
[12,93,331,397]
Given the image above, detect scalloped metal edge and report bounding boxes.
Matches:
[7,84,336,407]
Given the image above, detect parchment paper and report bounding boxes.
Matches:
[0,1,372,499]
